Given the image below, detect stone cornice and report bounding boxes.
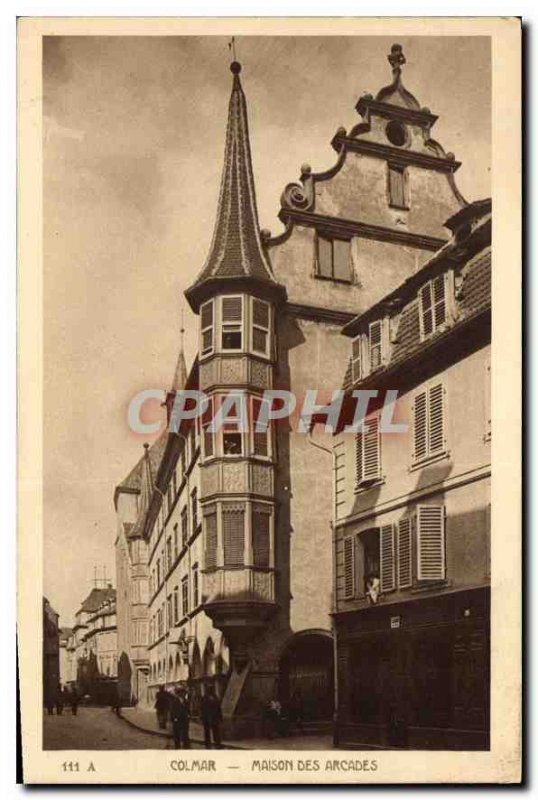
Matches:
[285,303,355,326]
[355,97,438,127]
[331,133,461,173]
[278,208,447,253]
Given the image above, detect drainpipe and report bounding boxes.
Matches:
[307,432,339,748]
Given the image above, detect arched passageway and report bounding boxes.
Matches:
[279,630,334,721]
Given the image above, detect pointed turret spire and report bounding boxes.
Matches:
[376,43,421,110]
[164,311,188,424]
[130,442,154,538]
[186,60,284,312]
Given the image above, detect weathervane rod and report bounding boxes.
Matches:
[228,36,237,63]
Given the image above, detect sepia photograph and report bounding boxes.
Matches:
[18,16,521,784]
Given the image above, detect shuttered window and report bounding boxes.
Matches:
[316,233,351,282]
[202,396,215,458]
[252,396,270,458]
[413,383,446,463]
[181,576,189,617]
[355,414,381,486]
[388,164,407,209]
[343,536,355,599]
[221,295,243,350]
[252,505,271,567]
[380,524,395,592]
[223,504,245,567]
[351,335,362,383]
[417,505,445,581]
[200,300,214,357]
[419,274,448,339]
[369,320,383,370]
[204,506,217,570]
[252,298,271,357]
[397,517,412,588]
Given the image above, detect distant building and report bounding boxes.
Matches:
[58,627,73,685]
[71,585,118,701]
[114,43,477,738]
[43,597,60,707]
[332,200,491,749]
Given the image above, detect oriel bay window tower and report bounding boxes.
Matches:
[185,61,287,718]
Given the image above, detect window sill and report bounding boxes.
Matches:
[409,450,450,472]
[354,478,385,495]
[313,272,352,285]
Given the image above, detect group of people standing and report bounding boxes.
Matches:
[45,683,79,716]
[154,683,223,750]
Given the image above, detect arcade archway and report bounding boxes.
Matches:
[278,630,334,721]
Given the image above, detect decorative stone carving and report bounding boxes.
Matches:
[280,167,314,212]
[251,463,273,496]
[199,359,218,390]
[253,570,274,602]
[222,461,247,493]
[201,463,220,497]
[219,357,245,384]
[249,359,270,389]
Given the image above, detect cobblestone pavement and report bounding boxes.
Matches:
[43,706,169,750]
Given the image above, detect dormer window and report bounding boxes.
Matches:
[221,296,243,350]
[419,273,451,339]
[368,320,383,370]
[316,233,351,283]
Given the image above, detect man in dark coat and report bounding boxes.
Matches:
[154,685,169,730]
[201,685,223,749]
[170,687,190,749]
[69,685,79,716]
[55,684,64,715]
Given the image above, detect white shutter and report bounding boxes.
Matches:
[355,431,363,486]
[343,536,355,599]
[369,320,383,370]
[432,274,447,329]
[419,283,433,338]
[356,415,381,486]
[413,391,428,462]
[397,517,412,588]
[428,383,445,454]
[351,335,362,383]
[222,296,243,322]
[417,505,445,581]
[380,524,395,592]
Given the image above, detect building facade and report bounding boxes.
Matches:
[59,627,73,685]
[114,43,483,739]
[43,597,60,708]
[332,199,491,749]
[71,585,118,702]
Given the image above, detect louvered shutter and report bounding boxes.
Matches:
[200,300,214,356]
[204,508,217,570]
[419,283,434,338]
[380,524,395,592]
[252,505,271,567]
[223,504,245,567]
[389,164,406,208]
[351,336,362,383]
[417,505,445,580]
[343,536,355,599]
[397,517,412,588]
[333,239,351,282]
[355,431,363,486]
[369,320,383,370]
[432,274,447,328]
[222,296,243,322]
[317,234,333,278]
[413,391,428,462]
[363,414,381,482]
[428,383,445,454]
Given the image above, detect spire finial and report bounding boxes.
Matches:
[143,442,149,452]
[388,43,406,80]
[228,36,241,74]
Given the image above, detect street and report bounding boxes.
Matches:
[43,706,169,750]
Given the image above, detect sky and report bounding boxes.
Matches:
[43,35,491,625]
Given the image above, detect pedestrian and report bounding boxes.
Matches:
[55,684,64,716]
[69,685,79,716]
[288,689,304,733]
[201,684,222,749]
[111,685,121,716]
[45,694,54,715]
[170,686,190,749]
[154,684,170,730]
